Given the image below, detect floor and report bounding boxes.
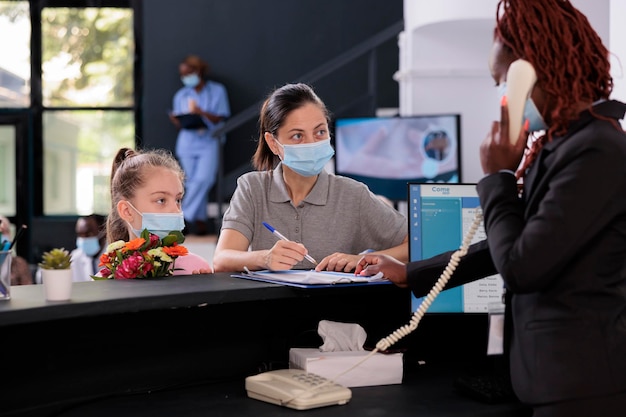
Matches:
[184,233,218,269]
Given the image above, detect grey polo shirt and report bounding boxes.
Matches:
[221,164,407,269]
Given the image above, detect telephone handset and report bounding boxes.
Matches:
[505,59,537,144]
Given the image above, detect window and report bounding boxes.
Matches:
[40,4,135,215]
[0,1,30,108]
[41,7,133,107]
[0,125,17,216]
[43,110,134,214]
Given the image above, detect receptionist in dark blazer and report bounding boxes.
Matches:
[355,1,626,416]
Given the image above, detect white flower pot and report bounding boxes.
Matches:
[41,269,73,301]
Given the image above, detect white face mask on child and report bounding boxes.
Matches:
[125,201,185,239]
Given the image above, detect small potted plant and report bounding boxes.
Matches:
[39,248,73,301]
[39,248,72,270]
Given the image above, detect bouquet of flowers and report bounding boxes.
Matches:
[93,229,188,280]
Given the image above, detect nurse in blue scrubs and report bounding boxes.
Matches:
[169,55,230,235]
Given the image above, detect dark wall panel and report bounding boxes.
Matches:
[142,0,402,200]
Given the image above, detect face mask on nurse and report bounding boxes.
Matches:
[181,73,201,88]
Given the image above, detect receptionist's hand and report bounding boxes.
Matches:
[315,253,361,272]
[355,254,408,288]
[264,240,308,271]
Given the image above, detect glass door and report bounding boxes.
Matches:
[0,113,31,257]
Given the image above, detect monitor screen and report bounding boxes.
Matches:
[408,183,504,313]
[333,115,461,201]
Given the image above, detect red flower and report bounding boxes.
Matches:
[148,233,160,248]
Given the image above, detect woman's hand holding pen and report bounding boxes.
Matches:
[355,254,409,288]
[264,240,311,271]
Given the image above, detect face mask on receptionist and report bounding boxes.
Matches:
[275,138,335,177]
[498,83,548,132]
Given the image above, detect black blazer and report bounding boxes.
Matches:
[407,100,626,406]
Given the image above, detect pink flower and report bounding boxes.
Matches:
[114,253,145,279]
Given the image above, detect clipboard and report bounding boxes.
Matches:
[231,269,390,289]
[174,113,208,129]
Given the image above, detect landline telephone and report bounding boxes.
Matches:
[245,60,537,410]
[245,368,352,410]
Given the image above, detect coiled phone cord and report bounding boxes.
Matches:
[375,209,484,352]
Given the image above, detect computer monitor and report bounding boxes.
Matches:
[408,183,504,313]
[333,115,461,201]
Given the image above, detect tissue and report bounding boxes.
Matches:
[318,320,366,352]
[290,320,403,387]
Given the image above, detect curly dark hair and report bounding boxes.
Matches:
[495,0,613,178]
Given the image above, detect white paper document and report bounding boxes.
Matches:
[234,269,386,285]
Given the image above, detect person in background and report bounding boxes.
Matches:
[169,54,231,236]
[0,215,32,285]
[106,147,212,275]
[212,83,408,273]
[356,0,626,415]
[70,214,106,281]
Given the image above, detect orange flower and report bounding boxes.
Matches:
[163,242,188,257]
[99,252,112,266]
[124,237,146,251]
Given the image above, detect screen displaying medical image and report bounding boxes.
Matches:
[334,115,461,200]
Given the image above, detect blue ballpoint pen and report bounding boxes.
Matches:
[262,222,318,265]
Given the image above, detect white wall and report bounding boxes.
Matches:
[399,0,621,182]
[610,0,626,108]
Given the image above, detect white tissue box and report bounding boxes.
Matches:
[288,348,403,388]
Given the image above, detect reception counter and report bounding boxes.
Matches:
[0,273,530,417]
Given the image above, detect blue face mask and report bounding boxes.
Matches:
[76,236,101,257]
[126,201,185,239]
[499,83,548,132]
[181,73,200,88]
[276,138,335,177]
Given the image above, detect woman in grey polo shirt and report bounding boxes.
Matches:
[213,83,408,273]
